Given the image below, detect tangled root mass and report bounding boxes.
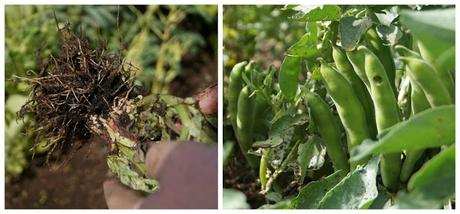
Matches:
[19,24,136,155]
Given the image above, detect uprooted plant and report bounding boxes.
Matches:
[17,23,216,193]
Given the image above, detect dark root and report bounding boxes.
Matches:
[19,23,135,156]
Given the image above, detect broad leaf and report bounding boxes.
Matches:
[393,191,443,209]
[369,189,391,209]
[408,145,455,199]
[293,170,344,209]
[279,55,302,100]
[339,16,372,51]
[400,8,454,44]
[291,5,342,21]
[394,145,455,209]
[317,156,380,209]
[261,113,306,145]
[287,33,318,59]
[351,105,454,162]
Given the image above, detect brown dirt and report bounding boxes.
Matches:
[5,137,108,209]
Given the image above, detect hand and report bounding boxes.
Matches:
[103,85,217,209]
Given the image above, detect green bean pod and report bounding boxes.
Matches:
[400,73,431,182]
[399,57,452,107]
[417,42,455,102]
[365,28,396,93]
[228,61,247,134]
[399,58,451,182]
[319,63,370,169]
[358,46,401,191]
[395,47,434,182]
[236,86,259,169]
[305,91,350,173]
[252,93,270,137]
[346,50,371,92]
[395,45,421,59]
[333,45,376,137]
[259,148,271,189]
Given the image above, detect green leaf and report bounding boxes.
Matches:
[339,16,372,51]
[291,5,342,21]
[223,188,250,209]
[351,105,455,162]
[255,113,307,149]
[297,136,326,182]
[279,55,301,100]
[435,46,455,73]
[393,191,443,209]
[408,145,455,199]
[318,156,380,209]
[293,170,344,209]
[400,8,454,44]
[265,192,283,202]
[400,8,455,72]
[252,135,283,148]
[305,21,318,41]
[271,113,308,135]
[287,33,318,59]
[394,145,455,209]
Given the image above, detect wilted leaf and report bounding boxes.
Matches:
[297,136,326,182]
[376,24,402,45]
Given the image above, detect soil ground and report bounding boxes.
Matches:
[5,138,108,209]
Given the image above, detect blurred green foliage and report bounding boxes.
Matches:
[223,5,304,69]
[5,5,217,182]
